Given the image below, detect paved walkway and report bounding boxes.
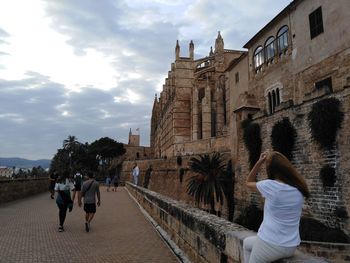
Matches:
[0,187,179,263]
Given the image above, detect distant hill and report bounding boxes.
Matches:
[0,158,51,169]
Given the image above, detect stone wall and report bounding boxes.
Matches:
[121,157,195,203]
[126,183,328,263]
[299,241,350,263]
[121,154,230,209]
[234,87,350,233]
[0,178,49,203]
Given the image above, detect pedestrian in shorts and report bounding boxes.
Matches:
[78,171,101,232]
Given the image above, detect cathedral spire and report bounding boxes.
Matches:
[209,46,214,56]
[215,31,224,53]
[175,40,180,60]
[189,40,194,60]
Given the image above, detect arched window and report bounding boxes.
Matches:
[277,26,289,54]
[272,90,276,113]
[268,92,272,114]
[276,88,280,105]
[253,46,264,69]
[266,85,282,114]
[265,37,275,61]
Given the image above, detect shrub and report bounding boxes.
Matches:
[242,120,262,168]
[319,164,336,187]
[235,204,263,232]
[271,117,297,160]
[308,98,344,149]
[300,217,349,243]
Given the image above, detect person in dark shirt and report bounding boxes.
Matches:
[78,171,101,232]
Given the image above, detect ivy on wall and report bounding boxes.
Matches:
[300,217,349,243]
[308,98,344,149]
[319,164,336,188]
[242,119,262,168]
[270,117,297,160]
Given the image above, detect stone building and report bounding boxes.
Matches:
[122,0,350,253]
[111,129,152,180]
[150,33,246,159]
[229,0,350,234]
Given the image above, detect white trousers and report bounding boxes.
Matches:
[243,236,296,263]
[133,175,138,185]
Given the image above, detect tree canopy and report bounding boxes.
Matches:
[50,136,126,176]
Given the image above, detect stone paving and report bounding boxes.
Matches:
[0,187,179,263]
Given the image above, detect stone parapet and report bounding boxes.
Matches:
[126,182,328,263]
[0,178,49,203]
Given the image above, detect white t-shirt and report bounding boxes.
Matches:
[132,166,139,177]
[256,179,304,247]
[54,178,75,191]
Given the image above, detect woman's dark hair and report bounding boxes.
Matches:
[266,151,310,198]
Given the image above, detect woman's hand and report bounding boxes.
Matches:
[258,151,268,164]
[246,151,269,192]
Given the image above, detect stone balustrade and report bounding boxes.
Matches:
[126,182,329,263]
[0,178,49,203]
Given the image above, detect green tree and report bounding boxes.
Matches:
[74,143,99,173]
[89,137,126,179]
[63,135,80,152]
[50,149,70,175]
[89,137,126,165]
[186,152,226,215]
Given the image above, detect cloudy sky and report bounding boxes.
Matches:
[0,0,291,160]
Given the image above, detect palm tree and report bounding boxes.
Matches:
[63,135,80,151]
[63,135,81,174]
[186,152,226,215]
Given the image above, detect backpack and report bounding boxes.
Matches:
[74,173,82,186]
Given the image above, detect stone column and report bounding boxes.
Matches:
[192,88,199,140]
[215,82,225,135]
[202,85,211,139]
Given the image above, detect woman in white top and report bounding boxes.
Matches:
[243,151,310,263]
[54,172,75,232]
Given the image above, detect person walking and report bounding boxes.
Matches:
[143,165,152,188]
[49,170,58,199]
[112,173,120,192]
[78,171,101,232]
[54,172,74,232]
[243,151,310,263]
[72,171,83,202]
[132,163,139,185]
[105,175,111,192]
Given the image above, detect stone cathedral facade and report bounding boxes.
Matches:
[123,1,350,254]
[151,32,245,159]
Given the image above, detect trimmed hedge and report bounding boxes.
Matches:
[271,117,297,160]
[300,217,349,243]
[308,98,344,149]
[242,120,262,168]
[319,164,336,188]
